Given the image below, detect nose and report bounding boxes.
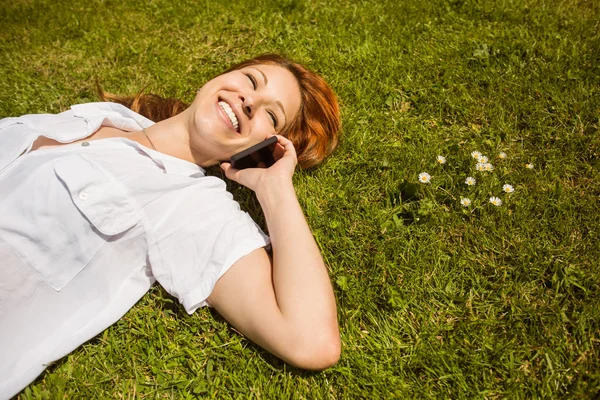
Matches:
[240,93,258,118]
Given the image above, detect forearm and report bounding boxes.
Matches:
[256,179,338,336]
[216,137,341,368]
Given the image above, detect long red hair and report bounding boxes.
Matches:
[98,54,340,169]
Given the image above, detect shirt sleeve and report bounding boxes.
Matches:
[146,177,270,314]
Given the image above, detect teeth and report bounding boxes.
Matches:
[218,101,239,131]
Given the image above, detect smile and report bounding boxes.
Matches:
[218,100,239,132]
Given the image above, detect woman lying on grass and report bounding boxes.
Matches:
[0,54,341,397]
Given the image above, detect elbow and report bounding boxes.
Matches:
[288,331,341,370]
[312,337,341,370]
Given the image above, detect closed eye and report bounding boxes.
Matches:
[245,73,257,90]
[268,111,278,128]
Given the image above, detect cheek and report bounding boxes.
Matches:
[194,103,216,130]
[252,117,276,140]
[215,75,247,92]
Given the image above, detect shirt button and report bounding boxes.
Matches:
[81,141,90,147]
[78,191,88,201]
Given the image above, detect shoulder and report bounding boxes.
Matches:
[147,177,270,313]
[145,175,239,227]
[70,102,154,132]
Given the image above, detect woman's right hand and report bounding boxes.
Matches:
[220,135,297,194]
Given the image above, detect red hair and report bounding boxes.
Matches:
[99,54,340,169]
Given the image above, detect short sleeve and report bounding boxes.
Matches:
[146,177,270,314]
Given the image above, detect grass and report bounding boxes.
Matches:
[2,0,599,398]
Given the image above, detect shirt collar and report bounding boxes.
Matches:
[121,139,206,177]
[71,102,155,131]
[72,102,205,177]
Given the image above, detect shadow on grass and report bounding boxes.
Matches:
[207,308,326,378]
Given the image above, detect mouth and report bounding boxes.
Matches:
[217,99,240,133]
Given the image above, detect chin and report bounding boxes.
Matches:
[199,160,220,168]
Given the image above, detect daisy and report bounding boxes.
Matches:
[418,172,431,183]
[484,163,494,171]
[460,197,471,207]
[471,151,482,160]
[498,152,507,159]
[489,196,502,206]
[479,156,489,163]
[475,163,485,171]
[465,176,476,186]
[503,184,514,193]
[526,163,534,169]
[436,155,447,164]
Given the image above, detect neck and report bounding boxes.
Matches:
[144,110,219,168]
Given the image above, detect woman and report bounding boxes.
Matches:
[0,54,341,397]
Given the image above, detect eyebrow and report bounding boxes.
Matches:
[249,67,287,128]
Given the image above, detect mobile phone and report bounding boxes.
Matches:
[229,136,278,169]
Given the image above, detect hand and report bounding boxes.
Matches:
[220,135,297,193]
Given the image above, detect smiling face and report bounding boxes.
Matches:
[188,64,302,163]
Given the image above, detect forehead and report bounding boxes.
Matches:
[242,64,302,122]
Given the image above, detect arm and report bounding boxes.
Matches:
[207,136,340,370]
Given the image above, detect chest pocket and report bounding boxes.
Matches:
[0,153,141,291]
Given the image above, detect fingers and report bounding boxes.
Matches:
[273,143,286,161]
[275,135,296,153]
[275,135,298,168]
[274,135,297,160]
[220,162,237,180]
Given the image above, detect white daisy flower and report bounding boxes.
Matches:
[498,152,507,159]
[475,163,485,171]
[503,184,514,193]
[489,196,502,206]
[436,155,447,164]
[479,156,489,163]
[465,176,476,186]
[526,163,534,169]
[471,151,482,160]
[418,172,431,183]
[484,163,494,171]
[460,197,471,207]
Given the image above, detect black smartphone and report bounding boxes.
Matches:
[229,136,278,169]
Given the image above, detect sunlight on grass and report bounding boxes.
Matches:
[2,0,599,398]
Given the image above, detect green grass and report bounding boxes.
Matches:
[2,0,599,398]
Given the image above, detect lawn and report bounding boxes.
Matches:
[1,0,599,398]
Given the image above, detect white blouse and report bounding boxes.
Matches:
[0,102,269,398]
